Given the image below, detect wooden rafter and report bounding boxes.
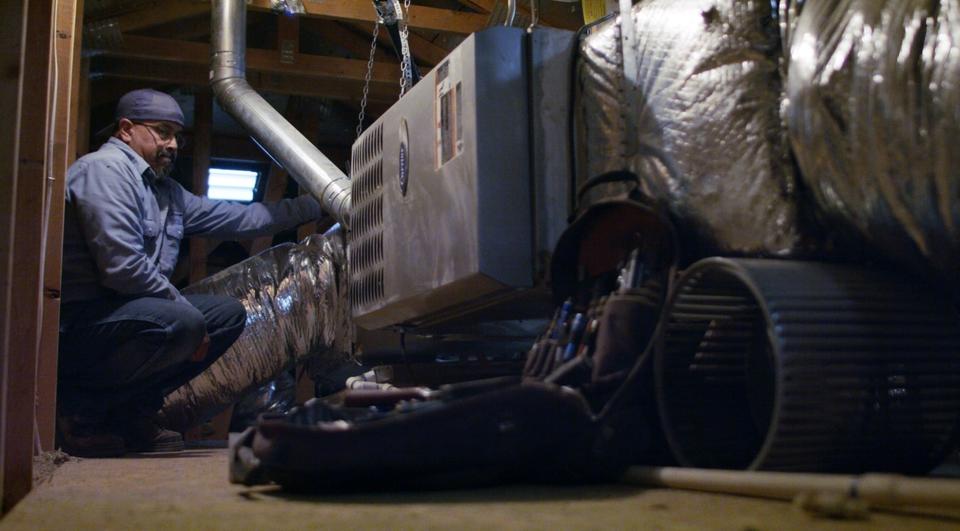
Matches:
[89,0,488,36]
[455,0,582,29]
[345,22,450,67]
[248,0,487,35]
[90,57,399,103]
[85,0,209,35]
[457,0,497,12]
[138,13,212,41]
[89,35,402,85]
[305,20,396,63]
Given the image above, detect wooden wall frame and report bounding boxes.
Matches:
[0,0,84,512]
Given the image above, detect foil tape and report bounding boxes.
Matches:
[577,0,805,259]
[270,0,305,15]
[158,230,352,431]
[786,0,960,287]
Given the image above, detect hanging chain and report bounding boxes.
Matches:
[527,0,539,31]
[397,0,413,97]
[356,21,381,139]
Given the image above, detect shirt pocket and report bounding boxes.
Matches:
[142,217,159,256]
[158,212,184,277]
[165,212,185,241]
[142,218,160,238]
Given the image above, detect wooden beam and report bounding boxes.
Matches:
[138,13,211,41]
[91,57,399,103]
[346,21,450,67]
[3,0,55,510]
[177,135,271,163]
[36,0,86,454]
[456,0,581,29]
[457,0,496,12]
[89,35,400,85]
[305,20,395,63]
[88,0,486,36]
[249,0,487,35]
[0,0,25,510]
[277,11,299,64]
[189,90,212,284]
[84,0,209,37]
[91,57,207,85]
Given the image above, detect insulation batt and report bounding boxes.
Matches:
[158,231,351,432]
[577,0,804,259]
[786,0,960,288]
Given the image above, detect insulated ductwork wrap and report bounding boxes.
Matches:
[786,0,960,288]
[158,232,351,432]
[576,0,804,259]
[211,0,351,225]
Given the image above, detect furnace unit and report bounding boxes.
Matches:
[350,27,575,330]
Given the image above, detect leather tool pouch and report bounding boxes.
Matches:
[230,172,678,490]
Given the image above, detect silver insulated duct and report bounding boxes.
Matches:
[210,0,351,225]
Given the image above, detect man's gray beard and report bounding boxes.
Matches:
[154,164,173,179]
[154,151,176,178]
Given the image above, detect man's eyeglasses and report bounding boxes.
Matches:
[134,121,186,148]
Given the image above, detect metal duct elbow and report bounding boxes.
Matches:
[210,0,351,225]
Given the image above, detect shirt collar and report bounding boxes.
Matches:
[105,137,155,181]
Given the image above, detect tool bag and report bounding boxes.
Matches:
[230,172,678,490]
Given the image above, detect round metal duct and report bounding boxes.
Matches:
[655,258,960,473]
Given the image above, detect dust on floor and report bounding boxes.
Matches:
[2,449,959,530]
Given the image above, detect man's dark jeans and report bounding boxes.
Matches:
[58,294,246,422]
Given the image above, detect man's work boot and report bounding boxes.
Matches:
[120,416,185,453]
[57,415,126,458]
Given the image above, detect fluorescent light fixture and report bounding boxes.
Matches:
[207,168,258,202]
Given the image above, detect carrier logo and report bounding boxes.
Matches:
[399,118,409,196]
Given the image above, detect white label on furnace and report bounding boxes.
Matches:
[435,47,463,168]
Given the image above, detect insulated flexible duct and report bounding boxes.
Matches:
[158,232,352,432]
[576,0,804,259]
[211,0,351,226]
[786,0,960,290]
[655,258,960,474]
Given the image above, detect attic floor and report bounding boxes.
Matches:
[3,449,959,530]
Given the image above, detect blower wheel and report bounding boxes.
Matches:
[655,258,960,473]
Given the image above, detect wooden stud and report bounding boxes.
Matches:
[36,0,86,453]
[3,0,55,511]
[0,0,27,510]
[189,90,213,285]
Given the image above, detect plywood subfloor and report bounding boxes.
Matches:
[2,450,958,530]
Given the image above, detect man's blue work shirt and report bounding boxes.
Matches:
[62,137,323,305]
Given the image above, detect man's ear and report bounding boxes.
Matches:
[116,118,135,143]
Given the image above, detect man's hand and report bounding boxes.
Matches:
[190,333,211,363]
